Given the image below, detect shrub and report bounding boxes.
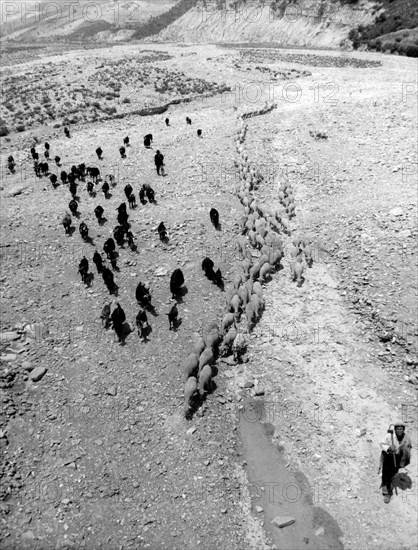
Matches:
[0,126,9,137]
[122,97,130,104]
[382,41,396,52]
[405,44,418,57]
[16,125,25,132]
[92,101,101,109]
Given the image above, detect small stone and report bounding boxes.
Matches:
[1,354,17,362]
[271,516,295,528]
[315,527,324,536]
[203,459,210,466]
[22,361,33,371]
[186,427,197,435]
[255,386,265,396]
[8,183,30,197]
[106,385,117,396]
[256,505,264,513]
[244,380,254,388]
[390,207,403,217]
[95,439,103,446]
[29,367,47,382]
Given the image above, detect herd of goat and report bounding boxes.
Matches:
[7,110,314,418]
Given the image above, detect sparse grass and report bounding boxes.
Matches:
[0,49,230,135]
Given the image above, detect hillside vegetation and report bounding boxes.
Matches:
[348,0,418,55]
[1,0,417,55]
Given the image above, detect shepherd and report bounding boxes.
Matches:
[379,421,412,503]
[154,150,165,176]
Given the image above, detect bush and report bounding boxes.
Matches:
[92,101,101,109]
[122,97,130,104]
[382,41,396,52]
[405,44,418,57]
[0,126,9,137]
[16,125,25,132]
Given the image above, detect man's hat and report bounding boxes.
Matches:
[394,421,406,428]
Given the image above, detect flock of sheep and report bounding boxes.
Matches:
[182,102,314,418]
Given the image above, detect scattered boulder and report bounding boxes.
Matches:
[29,367,47,382]
[271,516,295,529]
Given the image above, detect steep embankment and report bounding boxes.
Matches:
[150,0,377,48]
[0,0,176,42]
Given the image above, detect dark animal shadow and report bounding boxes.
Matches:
[72,194,80,202]
[99,217,107,226]
[85,272,94,287]
[186,380,217,419]
[296,276,305,288]
[143,324,152,340]
[83,236,94,246]
[173,286,188,302]
[129,243,138,252]
[109,284,119,297]
[105,193,112,200]
[137,324,152,342]
[186,394,203,420]
[121,321,133,341]
[145,304,158,318]
[215,222,222,231]
[170,317,182,331]
[392,473,412,492]
[89,191,97,198]
[213,278,224,291]
[68,226,76,236]
[72,212,81,219]
[160,236,169,245]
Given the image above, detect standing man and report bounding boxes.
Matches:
[154,150,164,176]
[380,421,412,503]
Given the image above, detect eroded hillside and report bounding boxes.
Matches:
[150,0,378,48]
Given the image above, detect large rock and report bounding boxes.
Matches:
[29,367,47,382]
[0,331,20,343]
[7,183,30,197]
[390,207,403,218]
[271,516,295,529]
